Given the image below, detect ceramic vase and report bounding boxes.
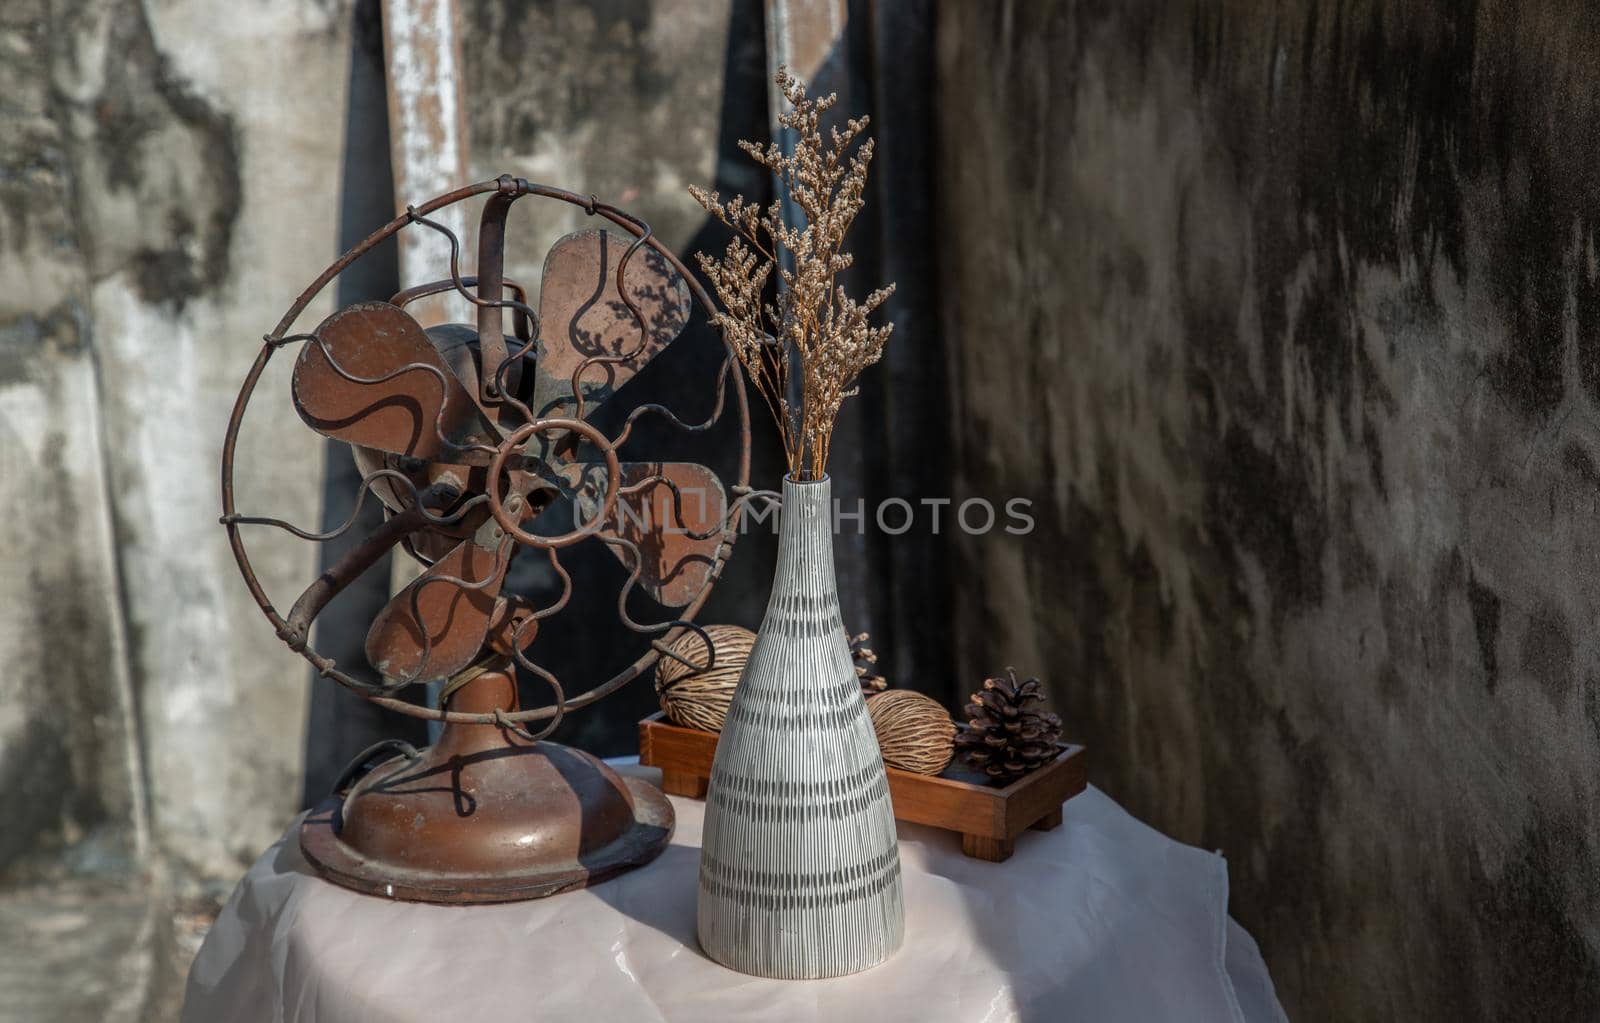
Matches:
[696,474,904,978]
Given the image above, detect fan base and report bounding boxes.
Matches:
[299,667,674,904]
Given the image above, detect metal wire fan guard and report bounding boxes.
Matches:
[220,176,753,903]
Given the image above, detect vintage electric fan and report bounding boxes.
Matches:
[221,176,750,902]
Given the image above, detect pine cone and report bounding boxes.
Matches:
[954,667,1063,783]
[849,632,887,693]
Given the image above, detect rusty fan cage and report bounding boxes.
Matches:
[220,175,758,902]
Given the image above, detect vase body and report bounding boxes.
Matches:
[696,475,904,978]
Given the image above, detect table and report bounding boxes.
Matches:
[184,764,1286,1022]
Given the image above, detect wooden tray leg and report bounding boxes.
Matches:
[1031,807,1063,832]
[961,833,1015,862]
[660,769,708,799]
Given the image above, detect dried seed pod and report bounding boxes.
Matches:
[867,689,956,775]
[954,667,1063,783]
[655,625,756,732]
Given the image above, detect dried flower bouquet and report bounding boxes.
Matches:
[690,67,895,481]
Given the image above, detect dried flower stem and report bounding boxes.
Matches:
[690,67,895,480]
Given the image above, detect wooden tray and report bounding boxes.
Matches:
[637,712,1087,862]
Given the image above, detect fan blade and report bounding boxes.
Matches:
[548,461,727,608]
[365,537,506,683]
[526,229,692,421]
[292,301,497,463]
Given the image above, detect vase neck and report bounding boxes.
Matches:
[772,476,836,599]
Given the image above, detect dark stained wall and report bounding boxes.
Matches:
[937,1,1600,1018]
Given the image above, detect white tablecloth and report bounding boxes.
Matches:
[183,764,1286,1022]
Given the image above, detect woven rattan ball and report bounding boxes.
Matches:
[655,625,756,732]
[867,690,956,775]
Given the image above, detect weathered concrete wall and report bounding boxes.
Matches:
[938,1,1600,1018]
[108,0,347,881]
[462,0,749,304]
[1,0,350,884]
[0,0,145,878]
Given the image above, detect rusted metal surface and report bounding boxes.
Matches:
[222,177,751,900]
[291,302,497,461]
[560,460,730,608]
[224,177,752,716]
[299,665,673,903]
[486,417,621,549]
[365,535,507,684]
[529,229,694,421]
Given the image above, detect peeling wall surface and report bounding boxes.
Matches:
[0,0,348,884]
[463,0,742,272]
[939,1,1600,1018]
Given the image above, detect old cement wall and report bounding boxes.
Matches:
[938,1,1600,1018]
[464,0,754,290]
[0,0,347,884]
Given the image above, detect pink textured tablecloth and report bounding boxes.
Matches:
[184,764,1285,1023]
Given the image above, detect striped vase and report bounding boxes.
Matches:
[696,474,904,978]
